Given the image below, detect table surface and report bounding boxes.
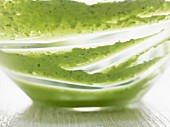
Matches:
[0,67,170,127]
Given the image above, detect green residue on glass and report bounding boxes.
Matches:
[26,36,148,68]
[13,73,156,107]
[2,33,157,69]
[0,47,162,85]
[0,0,170,39]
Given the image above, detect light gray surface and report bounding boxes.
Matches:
[0,68,170,127]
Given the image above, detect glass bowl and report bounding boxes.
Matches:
[0,0,170,109]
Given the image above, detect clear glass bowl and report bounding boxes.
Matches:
[0,0,170,109]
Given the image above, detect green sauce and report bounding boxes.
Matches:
[0,40,163,85]
[1,0,170,39]
[0,0,170,107]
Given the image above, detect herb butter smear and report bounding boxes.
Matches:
[0,0,170,107]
